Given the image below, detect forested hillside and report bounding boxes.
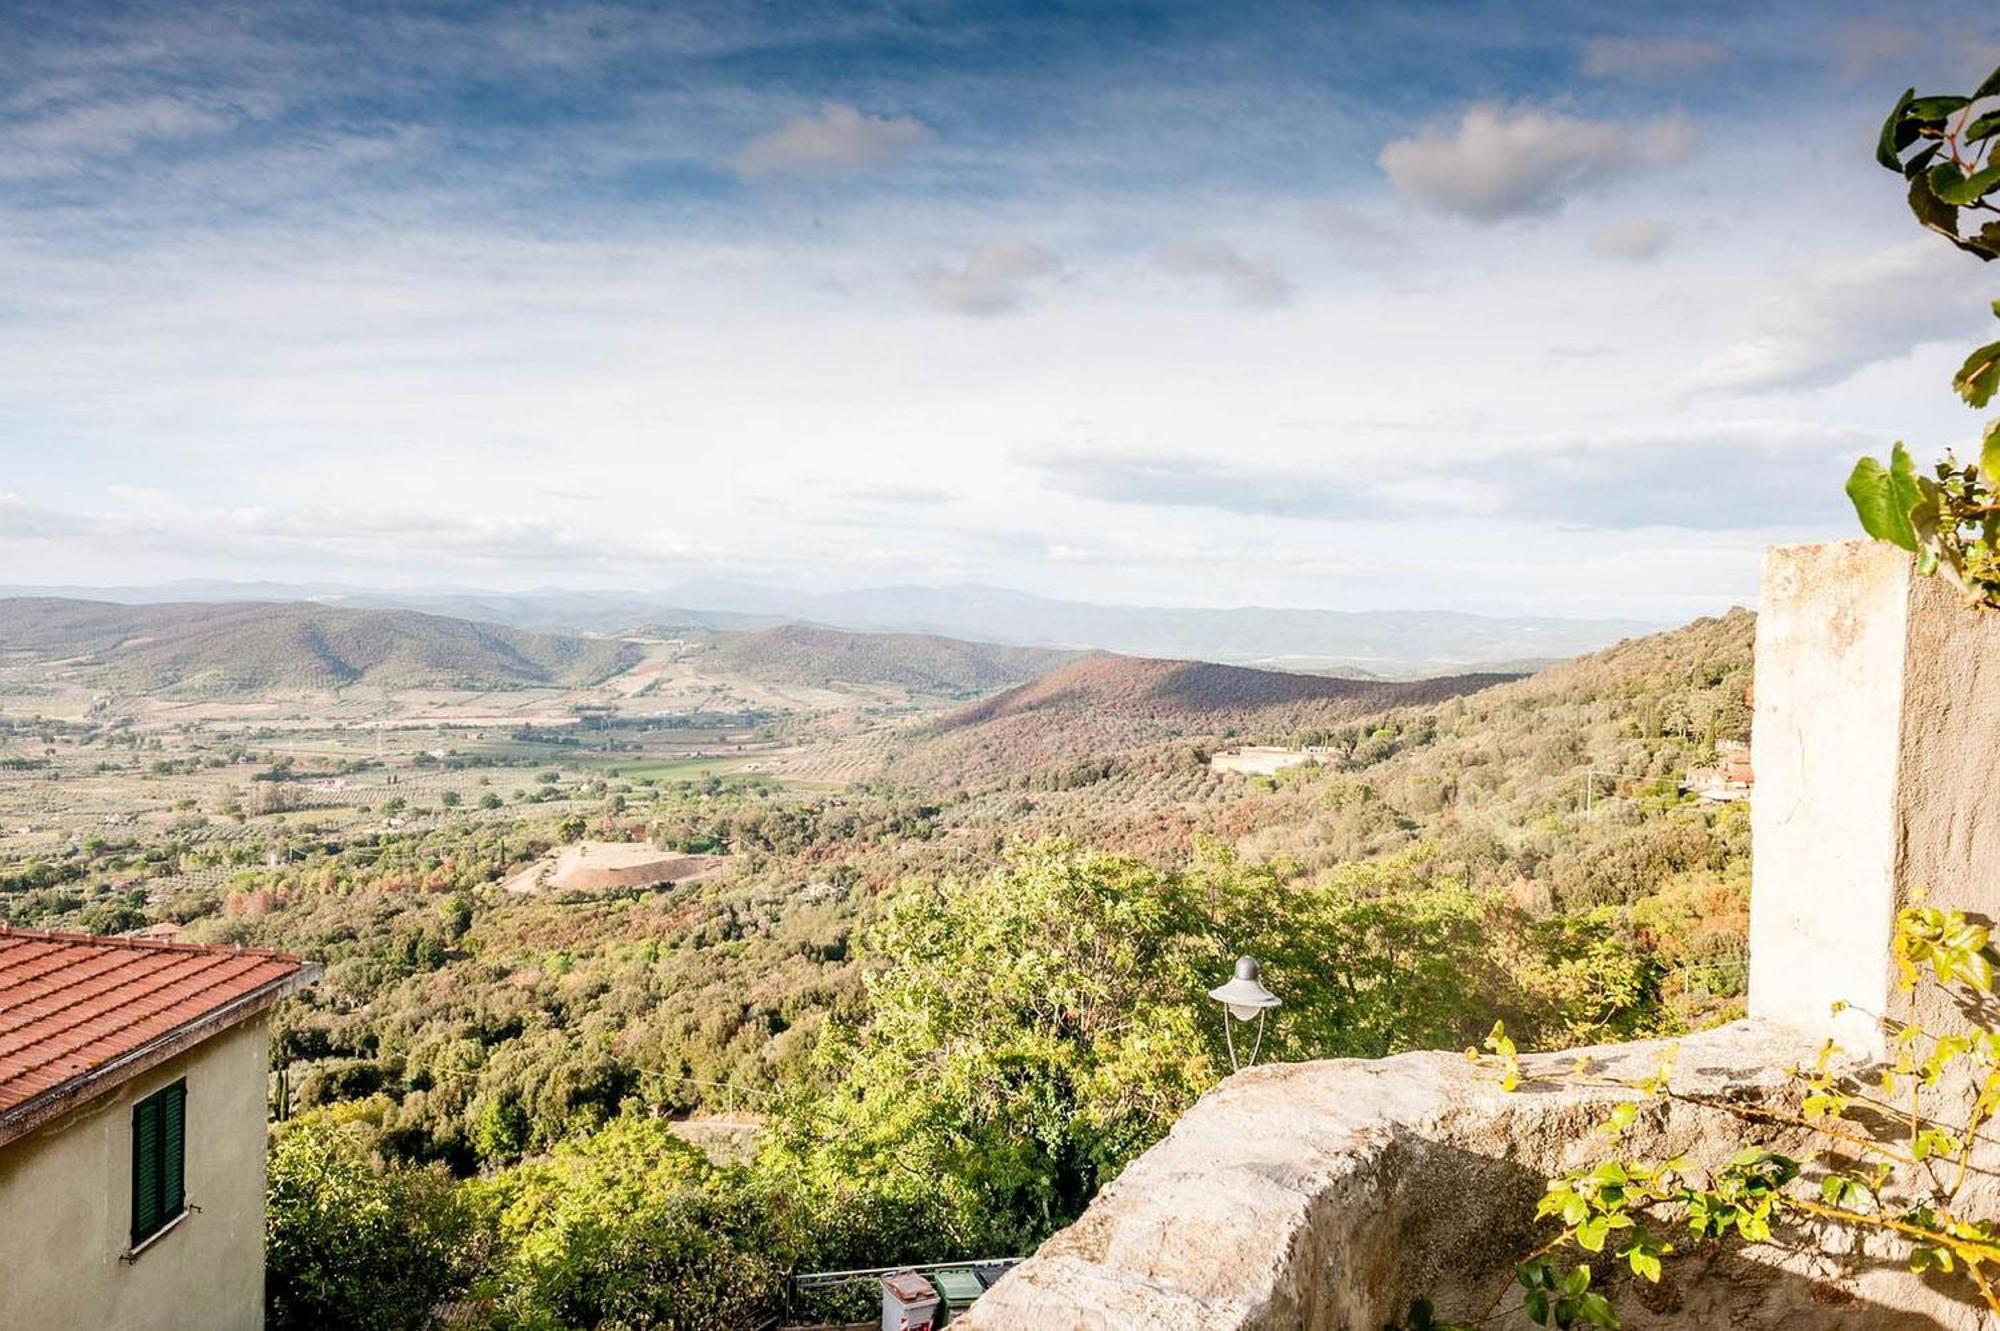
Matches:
[902,653,1516,784]
[0,598,640,694]
[0,608,1755,1329]
[693,623,1080,696]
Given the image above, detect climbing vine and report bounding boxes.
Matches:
[1403,905,2000,1330]
[1849,64,2000,604]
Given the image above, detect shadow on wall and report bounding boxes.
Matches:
[958,1025,1984,1331]
[1367,1134,1964,1331]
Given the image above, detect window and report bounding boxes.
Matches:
[131,1079,186,1248]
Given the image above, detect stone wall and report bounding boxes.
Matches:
[958,1023,1991,1329]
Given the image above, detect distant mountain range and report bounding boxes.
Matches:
[650,581,1660,675]
[0,598,639,696]
[0,599,1077,701]
[0,578,1662,677]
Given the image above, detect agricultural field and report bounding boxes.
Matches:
[0,598,1062,891]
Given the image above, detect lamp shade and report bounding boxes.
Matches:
[1208,955,1280,1021]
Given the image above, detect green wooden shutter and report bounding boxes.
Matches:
[161,1081,186,1220]
[131,1094,161,1244]
[131,1079,187,1246]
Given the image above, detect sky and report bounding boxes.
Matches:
[2,0,1997,619]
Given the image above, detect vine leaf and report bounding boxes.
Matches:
[1907,174,1972,256]
[1846,444,1922,552]
[1878,87,1918,169]
[1931,162,2000,207]
[1957,336,2000,410]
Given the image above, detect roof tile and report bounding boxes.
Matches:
[0,928,313,1122]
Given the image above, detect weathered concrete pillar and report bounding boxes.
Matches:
[1749,540,2000,1055]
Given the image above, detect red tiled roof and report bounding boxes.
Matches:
[0,928,316,1147]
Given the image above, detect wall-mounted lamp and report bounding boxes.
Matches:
[1209,955,1281,1072]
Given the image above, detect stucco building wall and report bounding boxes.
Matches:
[1746,541,1910,1053]
[0,1016,272,1331]
[1748,541,2000,1051]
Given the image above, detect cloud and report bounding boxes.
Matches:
[917,243,1063,316]
[1465,422,1875,529]
[733,103,928,178]
[1022,451,1377,520]
[1308,203,1402,259]
[1580,36,1729,80]
[1829,20,2000,86]
[0,491,705,572]
[5,0,1992,616]
[0,494,74,540]
[1151,239,1291,306]
[1832,21,1924,82]
[1688,244,1981,394]
[1025,421,1873,531]
[1378,105,1695,221]
[1590,218,1672,261]
[0,95,242,179]
[845,483,955,506]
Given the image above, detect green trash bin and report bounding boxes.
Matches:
[932,1268,985,1324]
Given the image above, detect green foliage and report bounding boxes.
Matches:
[1846,441,1924,554]
[762,842,1240,1254]
[701,623,1074,697]
[1851,65,2000,603]
[1878,66,2000,260]
[761,840,1657,1267]
[1515,1261,1616,1330]
[471,1116,785,1331]
[265,1119,482,1331]
[1896,901,2000,992]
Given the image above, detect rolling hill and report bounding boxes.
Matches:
[888,653,1520,784]
[0,599,641,696]
[691,624,1081,698]
[923,607,1758,871]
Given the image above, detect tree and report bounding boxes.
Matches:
[265,1119,481,1331]
[473,1115,785,1330]
[763,840,1513,1259]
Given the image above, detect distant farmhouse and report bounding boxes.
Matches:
[1682,738,1755,802]
[0,928,317,1330]
[1209,745,1334,777]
